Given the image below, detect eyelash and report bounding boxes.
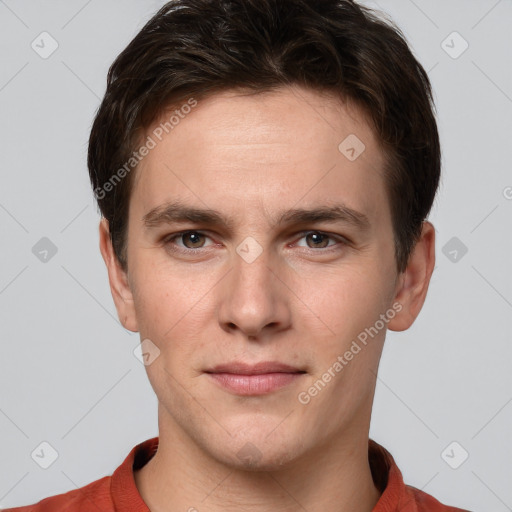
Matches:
[162,230,349,255]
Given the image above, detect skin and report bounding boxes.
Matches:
[99,85,435,512]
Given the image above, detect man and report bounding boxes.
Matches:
[4,0,472,510]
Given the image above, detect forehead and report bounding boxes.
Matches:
[131,86,389,228]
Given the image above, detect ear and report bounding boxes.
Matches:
[98,218,139,332]
[387,221,436,332]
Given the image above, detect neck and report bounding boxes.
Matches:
[135,409,381,512]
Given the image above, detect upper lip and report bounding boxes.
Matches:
[206,361,305,375]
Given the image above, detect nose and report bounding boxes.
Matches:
[217,244,292,340]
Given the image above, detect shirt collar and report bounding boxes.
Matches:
[111,437,409,511]
[111,436,158,511]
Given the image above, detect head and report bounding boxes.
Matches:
[90,0,439,469]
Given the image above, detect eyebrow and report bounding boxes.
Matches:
[142,200,371,232]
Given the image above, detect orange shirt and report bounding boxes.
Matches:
[2,437,471,511]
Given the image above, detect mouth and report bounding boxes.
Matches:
[204,361,307,396]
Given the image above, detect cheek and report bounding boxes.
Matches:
[129,257,219,375]
[131,271,175,336]
[292,264,388,346]
[130,252,206,332]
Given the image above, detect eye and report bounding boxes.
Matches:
[164,231,214,251]
[294,231,346,250]
[162,229,348,256]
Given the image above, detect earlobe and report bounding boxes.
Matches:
[98,218,139,332]
[387,221,436,332]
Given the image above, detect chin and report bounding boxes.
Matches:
[206,427,306,472]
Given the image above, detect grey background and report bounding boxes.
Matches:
[0,0,511,510]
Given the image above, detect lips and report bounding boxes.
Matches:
[205,361,306,395]
[207,361,305,375]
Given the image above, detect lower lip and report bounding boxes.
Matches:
[207,372,304,395]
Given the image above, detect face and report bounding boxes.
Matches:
[101,85,432,470]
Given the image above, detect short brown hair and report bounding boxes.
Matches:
[88,0,440,274]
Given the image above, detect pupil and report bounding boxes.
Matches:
[186,232,202,247]
[309,233,326,247]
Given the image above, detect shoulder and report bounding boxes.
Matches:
[405,484,473,512]
[1,437,157,512]
[368,439,472,512]
[1,475,113,512]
